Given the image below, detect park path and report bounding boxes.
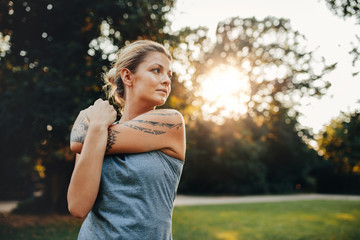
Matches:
[173,193,360,206]
[0,201,19,213]
[1,194,360,213]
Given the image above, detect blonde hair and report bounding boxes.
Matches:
[103,40,172,108]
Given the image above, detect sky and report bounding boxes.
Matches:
[168,0,360,134]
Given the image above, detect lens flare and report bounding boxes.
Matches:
[199,65,251,123]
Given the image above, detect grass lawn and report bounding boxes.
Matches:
[1,200,359,240]
[173,200,360,240]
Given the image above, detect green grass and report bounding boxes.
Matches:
[173,200,360,240]
[1,200,359,240]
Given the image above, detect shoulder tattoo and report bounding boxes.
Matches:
[122,122,166,135]
[130,119,183,130]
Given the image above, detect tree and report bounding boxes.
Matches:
[178,16,334,194]
[324,0,360,22]
[180,117,268,195]
[315,109,360,193]
[324,0,360,75]
[162,26,212,120]
[0,0,176,213]
[318,111,360,174]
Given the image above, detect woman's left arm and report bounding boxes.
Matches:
[106,109,186,160]
[71,108,186,161]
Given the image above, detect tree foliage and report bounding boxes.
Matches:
[324,0,360,22]
[180,108,318,194]
[0,0,176,212]
[178,17,331,194]
[318,110,360,174]
[314,109,360,194]
[200,17,334,114]
[324,0,360,75]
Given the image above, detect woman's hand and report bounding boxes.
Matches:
[70,99,117,153]
[86,99,117,128]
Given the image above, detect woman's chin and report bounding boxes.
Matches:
[155,101,166,107]
[146,98,167,108]
[156,96,168,105]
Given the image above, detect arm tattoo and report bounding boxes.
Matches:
[70,113,89,143]
[130,119,183,130]
[122,123,166,135]
[106,129,120,152]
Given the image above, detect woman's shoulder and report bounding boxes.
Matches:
[140,109,185,160]
[136,109,185,125]
[143,109,183,117]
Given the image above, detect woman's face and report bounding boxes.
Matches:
[130,52,172,107]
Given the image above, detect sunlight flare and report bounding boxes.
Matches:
[199,65,251,123]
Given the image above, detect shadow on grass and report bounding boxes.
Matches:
[0,213,83,240]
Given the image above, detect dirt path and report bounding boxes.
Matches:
[1,194,360,213]
[174,194,360,206]
[0,201,19,213]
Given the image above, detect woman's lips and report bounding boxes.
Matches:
[157,89,168,95]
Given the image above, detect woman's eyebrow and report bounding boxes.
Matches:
[150,63,172,73]
[151,63,164,68]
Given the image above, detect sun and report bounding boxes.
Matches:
[198,65,251,123]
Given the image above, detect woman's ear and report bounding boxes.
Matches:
[120,68,133,87]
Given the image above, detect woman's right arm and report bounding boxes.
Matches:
[67,100,117,218]
[69,109,89,153]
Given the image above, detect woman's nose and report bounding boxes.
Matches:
[162,75,171,86]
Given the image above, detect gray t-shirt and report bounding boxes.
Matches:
[78,150,184,240]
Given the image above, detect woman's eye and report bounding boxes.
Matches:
[152,68,160,74]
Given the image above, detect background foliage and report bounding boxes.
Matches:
[0,0,177,212]
[324,0,360,75]
[0,0,359,214]
[315,110,360,194]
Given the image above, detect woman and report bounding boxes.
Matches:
[67,40,186,239]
